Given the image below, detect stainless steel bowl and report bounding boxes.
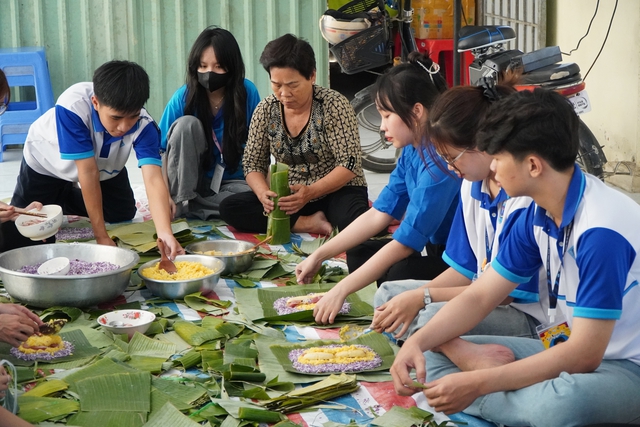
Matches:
[185,240,256,275]
[0,243,139,308]
[137,254,224,299]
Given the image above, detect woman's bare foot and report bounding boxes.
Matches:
[292,211,333,235]
[437,337,515,371]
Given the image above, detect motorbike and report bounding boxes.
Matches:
[323,0,608,178]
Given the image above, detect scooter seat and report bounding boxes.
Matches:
[458,26,516,52]
[520,62,581,85]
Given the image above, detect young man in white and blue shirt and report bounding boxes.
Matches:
[3,61,183,258]
[390,88,640,426]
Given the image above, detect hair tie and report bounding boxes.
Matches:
[479,77,500,102]
[414,60,441,84]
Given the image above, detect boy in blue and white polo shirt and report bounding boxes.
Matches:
[3,60,183,258]
[390,88,640,426]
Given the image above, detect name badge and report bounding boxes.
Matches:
[210,163,225,194]
[536,313,571,349]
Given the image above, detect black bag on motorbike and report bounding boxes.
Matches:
[320,0,391,74]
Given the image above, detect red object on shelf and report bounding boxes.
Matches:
[416,38,474,86]
[394,34,474,86]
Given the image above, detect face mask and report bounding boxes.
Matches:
[197,71,230,92]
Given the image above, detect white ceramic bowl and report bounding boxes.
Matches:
[97,309,156,338]
[37,257,71,276]
[15,205,63,241]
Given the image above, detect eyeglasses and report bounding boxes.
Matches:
[437,148,469,167]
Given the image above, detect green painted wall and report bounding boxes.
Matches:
[0,0,329,120]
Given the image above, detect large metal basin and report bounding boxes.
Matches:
[185,240,256,275]
[137,254,224,300]
[0,243,139,308]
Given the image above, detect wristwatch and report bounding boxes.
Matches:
[423,287,432,306]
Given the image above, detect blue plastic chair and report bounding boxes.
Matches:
[0,47,55,161]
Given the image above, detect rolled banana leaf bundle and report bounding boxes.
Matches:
[267,163,291,244]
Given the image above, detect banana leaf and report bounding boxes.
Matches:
[75,371,151,412]
[126,355,166,373]
[202,316,244,339]
[269,332,394,375]
[183,292,232,314]
[17,395,80,423]
[370,406,437,426]
[266,163,291,245]
[155,331,192,353]
[40,306,84,322]
[152,377,207,406]
[67,411,147,427]
[172,349,202,369]
[174,321,223,346]
[22,379,68,397]
[150,387,192,413]
[0,328,100,367]
[144,402,202,427]
[201,350,224,372]
[259,373,358,413]
[254,334,393,383]
[63,357,137,393]
[233,283,373,323]
[128,331,176,359]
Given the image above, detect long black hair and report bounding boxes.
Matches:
[184,27,248,173]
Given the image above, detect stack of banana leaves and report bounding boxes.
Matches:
[107,219,205,267]
[266,163,291,245]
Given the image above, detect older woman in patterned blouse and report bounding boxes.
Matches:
[219,34,369,235]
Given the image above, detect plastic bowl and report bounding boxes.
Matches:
[137,254,224,300]
[0,243,139,308]
[97,309,156,338]
[15,204,63,241]
[185,240,256,275]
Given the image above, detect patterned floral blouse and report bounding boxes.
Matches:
[243,85,367,199]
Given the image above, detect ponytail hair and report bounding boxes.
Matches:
[372,51,448,136]
[425,74,518,170]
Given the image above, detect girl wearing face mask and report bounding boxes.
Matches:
[158,27,261,220]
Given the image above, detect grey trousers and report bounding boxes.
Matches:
[164,116,249,220]
[373,279,540,341]
[427,336,640,426]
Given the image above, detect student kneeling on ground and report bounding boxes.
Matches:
[390,88,640,427]
[1,60,183,258]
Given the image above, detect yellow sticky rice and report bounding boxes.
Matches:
[141,261,214,281]
[197,250,237,256]
[298,345,376,366]
[18,334,64,355]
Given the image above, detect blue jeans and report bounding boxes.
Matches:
[374,280,540,341]
[427,336,640,427]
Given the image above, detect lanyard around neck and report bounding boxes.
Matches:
[212,130,224,164]
[546,220,574,320]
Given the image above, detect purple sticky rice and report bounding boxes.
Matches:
[288,344,382,374]
[273,295,351,316]
[10,341,74,361]
[18,259,120,275]
[55,227,95,241]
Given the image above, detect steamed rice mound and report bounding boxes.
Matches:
[141,261,214,281]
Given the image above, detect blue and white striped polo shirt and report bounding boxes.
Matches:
[443,179,548,324]
[494,166,640,364]
[23,82,161,182]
